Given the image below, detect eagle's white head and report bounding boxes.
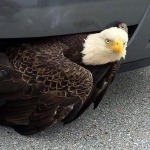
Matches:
[82,27,128,65]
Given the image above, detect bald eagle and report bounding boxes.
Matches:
[0,23,128,135]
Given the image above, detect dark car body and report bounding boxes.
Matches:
[0,0,150,72]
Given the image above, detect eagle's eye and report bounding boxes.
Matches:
[123,42,126,46]
[105,39,111,44]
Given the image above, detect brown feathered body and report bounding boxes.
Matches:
[0,33,120,135]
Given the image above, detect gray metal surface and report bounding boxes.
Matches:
[0,66,149,150]
[126,3,150,63]
[0,0,149,38]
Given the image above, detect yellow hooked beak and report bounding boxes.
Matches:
[111,40,123,56]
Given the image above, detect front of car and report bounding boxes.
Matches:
[0,0,150,71]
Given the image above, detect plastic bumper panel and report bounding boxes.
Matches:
[0,0,149,38]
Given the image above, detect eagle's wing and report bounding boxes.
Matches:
[0,40,93,135]
[64,61,120,122]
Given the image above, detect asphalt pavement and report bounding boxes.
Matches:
[0,66,150,150]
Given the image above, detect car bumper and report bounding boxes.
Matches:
[0,0,150,71]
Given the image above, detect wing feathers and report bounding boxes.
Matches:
[71,62,120,121]
[0,41,93,135]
